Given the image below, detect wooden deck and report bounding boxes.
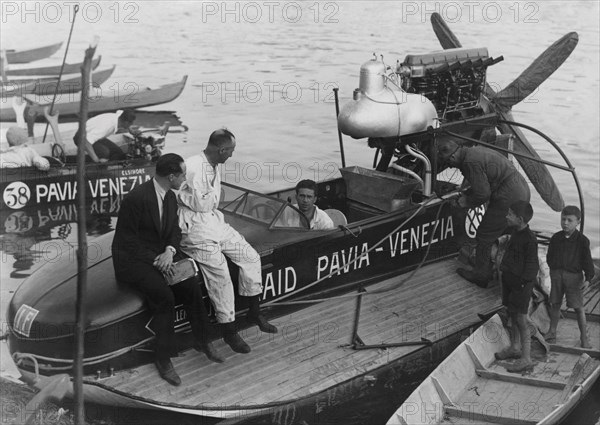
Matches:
[91,257,502,408]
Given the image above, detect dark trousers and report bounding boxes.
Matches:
[120,264,210,362]
[94,138,126,161]
[472,172,530,278]
[476,172,531,245]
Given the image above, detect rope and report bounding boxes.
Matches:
[12,337,154,372]
[41,4,79,144]
[265,195,454,306]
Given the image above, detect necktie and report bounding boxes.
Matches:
[162,191,173,234]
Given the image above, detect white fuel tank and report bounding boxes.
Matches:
[338,58,438,139]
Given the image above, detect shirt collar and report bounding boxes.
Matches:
[153,178,167,201]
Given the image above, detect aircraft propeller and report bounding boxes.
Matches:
[430,12,578,212]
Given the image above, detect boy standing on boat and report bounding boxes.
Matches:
[544,206,594,348]
[494,200,539,372]
[177,129,278,355]
[112,153,224,387]
[437,139,530,288]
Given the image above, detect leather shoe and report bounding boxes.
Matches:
[247,313,278,334]
[155,360,181,386]
[194,342,225,363]
[457,268,489,288]
[224,332,251,354]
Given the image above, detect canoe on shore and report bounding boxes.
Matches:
[0,76,188,122]
[4,42,63,64]
[387,312,600,425]
[0,66,115,97]
[3,56,101,76]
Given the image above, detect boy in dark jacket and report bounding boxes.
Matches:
[494,200,539,373]
[544,206,594,348]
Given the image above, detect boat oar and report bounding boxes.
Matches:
[41,3,79,144]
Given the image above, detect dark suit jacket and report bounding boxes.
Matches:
[112,179,181,279]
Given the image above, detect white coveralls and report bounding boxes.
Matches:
[177,153,263,323]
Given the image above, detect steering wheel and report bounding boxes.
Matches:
[51,143,66,166]
[247,203,279,219]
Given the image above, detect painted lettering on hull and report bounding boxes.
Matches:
[35,174,151,203]
[317,243,371,281]
[388,216,454,257]
[263,267,297,299]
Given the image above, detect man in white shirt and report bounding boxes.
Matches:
[292,179,335,230]
[74,109,136,162]
[1,106,62,171]
[177,129,277,354]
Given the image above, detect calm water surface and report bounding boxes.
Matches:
[1,1,599,423]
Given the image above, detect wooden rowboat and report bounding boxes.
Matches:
[0,66,115,97]
[5,42,63,64]
[387,313,600,425]
[0,76,188,122]
[3,56,101,76]
[0,80,36,98]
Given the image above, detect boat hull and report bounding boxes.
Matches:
[0,76,187,122]
[387,313,600,425]
[4,56,101,76]
[0,160,156,210]
[5,42,63,64]
[7,178,465,374]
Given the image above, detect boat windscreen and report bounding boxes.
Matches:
[220,184,309,229]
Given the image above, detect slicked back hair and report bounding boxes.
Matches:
[156,153,184,177]
[208,128,235,148]
[296,179,318,195]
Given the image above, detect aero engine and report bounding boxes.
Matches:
[338,48,503,140]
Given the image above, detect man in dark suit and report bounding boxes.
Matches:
[112,153,223,386]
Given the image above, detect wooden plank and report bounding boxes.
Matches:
[95,258,505,408]
[562,309,600,322]
[431,377,453,405]
[560,353,592,402]
[550,344,600,360]
[466,344,485,370]
[475,369,565,390]
[444,406,537,425]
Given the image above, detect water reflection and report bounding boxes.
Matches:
[0,197,121,277]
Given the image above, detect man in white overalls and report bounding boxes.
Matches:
[177,129,277,354]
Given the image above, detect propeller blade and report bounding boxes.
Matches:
[498,110,564,212]
[431,12,462,49]
[494,32,579,109]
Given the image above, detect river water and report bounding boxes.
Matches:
[1,1,599,423]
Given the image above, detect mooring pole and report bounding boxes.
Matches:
[333,88,346,168]
[42,4,79,144]
[350,286,365,346]
[73,37,98,425]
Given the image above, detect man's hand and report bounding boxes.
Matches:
[153,249,175,274]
